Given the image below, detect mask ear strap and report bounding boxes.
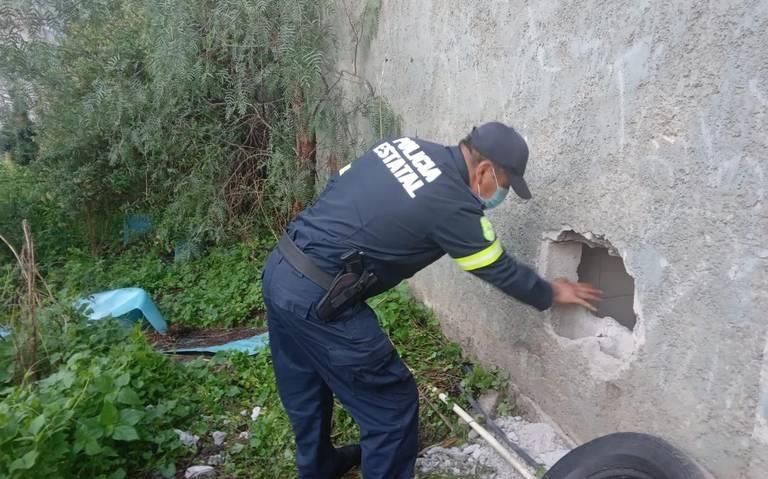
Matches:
[490,167,500,189]
[475,163,492,198]
[475,163,488,196]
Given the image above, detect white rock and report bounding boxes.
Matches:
[238,431,251,440]
[240,409,248,417]
[207,454,224,466]
[212,431,227,446]
[250,406,262,421]
[184,465,215,478]
[464,444,480,455]
[174,429,200,447]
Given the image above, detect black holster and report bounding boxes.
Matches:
[315,250,377,322]
[278,234,377,323]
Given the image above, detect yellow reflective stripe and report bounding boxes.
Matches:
[454,240,504,271]
[339,164,351,175]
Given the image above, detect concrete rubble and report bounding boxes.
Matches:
[174,429,200,448]
[416,416,570,478]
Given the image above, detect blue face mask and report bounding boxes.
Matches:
[476,168,509,210]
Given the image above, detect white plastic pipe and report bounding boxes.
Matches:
[434,387,537,479]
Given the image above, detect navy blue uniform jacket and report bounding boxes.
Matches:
[287,136,554,311]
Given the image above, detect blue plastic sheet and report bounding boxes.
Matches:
[75,287,168,334]
[0,326,10,339]
[163,332,269,356]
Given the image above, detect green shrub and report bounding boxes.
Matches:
[0,0,398,253]
[0,319,194,478]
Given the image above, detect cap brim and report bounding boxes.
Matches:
[507,174,532,199]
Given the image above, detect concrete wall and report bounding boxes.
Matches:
[332,1,768,477]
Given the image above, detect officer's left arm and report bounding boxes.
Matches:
[429,205,554,311]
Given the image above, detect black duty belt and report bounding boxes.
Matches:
[277,233,377,322]
[278,234,334,289]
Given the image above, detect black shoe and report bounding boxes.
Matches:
[331,444,361,478]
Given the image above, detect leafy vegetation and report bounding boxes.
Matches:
[0,320,195,478]
[0,262,494,478]
[0,0,400,259]
[48,238,275,328]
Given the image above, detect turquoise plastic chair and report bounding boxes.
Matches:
[75,287,168,334]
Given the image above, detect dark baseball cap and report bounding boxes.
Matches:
[468,122,532,199]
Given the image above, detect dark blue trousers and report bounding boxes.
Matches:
[262,249,419,479]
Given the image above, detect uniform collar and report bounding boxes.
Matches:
[448,145,470,185]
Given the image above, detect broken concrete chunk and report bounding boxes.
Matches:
[238,431,251,440]
[174,429,200,447]
[184,465,215,478]
[212,431,227,446]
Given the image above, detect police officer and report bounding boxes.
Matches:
[261,122,602,478]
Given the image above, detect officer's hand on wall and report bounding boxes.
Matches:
[551,278,602,311]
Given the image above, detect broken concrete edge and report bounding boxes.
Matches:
[545,230,621,257]
[540,227,648,348]
[538,227,646,380]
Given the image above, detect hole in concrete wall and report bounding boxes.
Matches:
[539,231,638,363]
[577,244,636,330]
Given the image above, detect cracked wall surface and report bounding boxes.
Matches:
[331,1,768,477]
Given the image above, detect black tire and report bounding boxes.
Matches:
[543,432,707,479]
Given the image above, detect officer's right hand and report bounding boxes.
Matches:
[551,278,602,311]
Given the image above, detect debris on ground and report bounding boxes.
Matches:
[163,332,268,356]
[417,416,570,478]
[206,454,225,466]
[184,465,216,478]
[146,325,268,357]
[212,431,227,447]
[250,406,262,421]
[174,429,200,448]
[148,325,264,348]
